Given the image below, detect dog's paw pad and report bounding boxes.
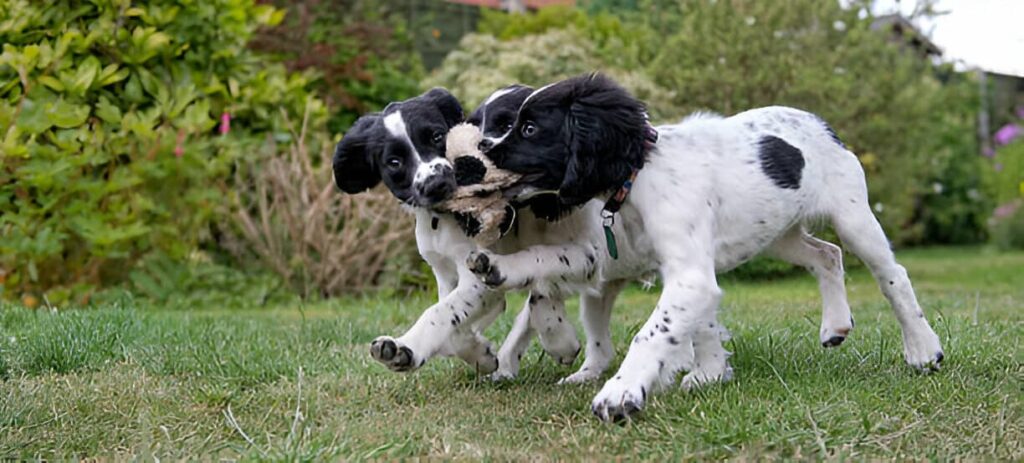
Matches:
[466,251,505,287]
[591,380,647,423]
[369,337,417,372]
[821,335,846,348]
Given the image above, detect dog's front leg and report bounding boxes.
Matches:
[466,243,599,290]
[370,268,500,374]
[559,279,627,384]
[591,208,723,422]
[491,299,534,381]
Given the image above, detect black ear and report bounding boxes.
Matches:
[559,74,649,206]
[424,87,464,127]
[333,114,383,194]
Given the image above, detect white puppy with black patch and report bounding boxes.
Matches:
[481,73,945,422]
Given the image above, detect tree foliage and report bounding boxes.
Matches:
[0,0,325,303]
[428,0,981,245]
[251,0,425,135]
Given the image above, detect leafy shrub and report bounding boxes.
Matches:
[251,0,425,134]
[989,200,1024,250]
[434,1,982,245]
[0,0,324,303]
[985,118,1024,249]
[424,30,676,118]
[219,107,417,298]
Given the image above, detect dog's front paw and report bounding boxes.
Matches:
[591,377,648,423]
[489,368,517,382]
[558,366,603,385]
[681,364,733,391]
[466,250,506,287]
[903,329,944,372]
[369,336,421,372]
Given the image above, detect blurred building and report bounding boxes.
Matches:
[447,0,575,11]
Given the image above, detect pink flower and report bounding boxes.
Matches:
[993,201,1020,219]
[983,146,995,158]
[994,123,1021,146]
[220,112,231,135]
[174,129,186,158]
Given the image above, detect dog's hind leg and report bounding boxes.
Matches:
[559,279,626,384]
[767,226,854,347]
[831,199,943,371]
[528,292,580,366]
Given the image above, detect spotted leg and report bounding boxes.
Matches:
[370,266,499,374]
[831,205,943,370]
[466,244,598,290]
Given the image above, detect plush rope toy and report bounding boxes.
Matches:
[437,123,522,245]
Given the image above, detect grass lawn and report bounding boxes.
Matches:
[1,247,1021,459]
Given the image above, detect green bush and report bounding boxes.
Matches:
[433,1,982,245]
[424,30,676,118]
[0,0,324,304]
[989,200,1024,250]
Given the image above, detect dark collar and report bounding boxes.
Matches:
[600,123,657,259]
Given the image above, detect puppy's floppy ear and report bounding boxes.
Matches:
[559,74,649,206]
[423,87,464,127]
[333,114,383,194]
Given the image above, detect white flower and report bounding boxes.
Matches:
[834,67,847,75]
[833,20,847,31]
[745,16,757,26]
[874,202,885,213]
[932,182,944,194]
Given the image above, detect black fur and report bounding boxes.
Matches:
[453,212,482,237]
[485,73,650,207]
[332,115,383,194]
[332,88,463,206]
[757,135,805,190]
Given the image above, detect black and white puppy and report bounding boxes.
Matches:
[334,88,501,371]
[483,73,945,422]
[333,87,585,378]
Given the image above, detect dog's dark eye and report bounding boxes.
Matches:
[431,131,444,146]
[386,157,403,169]
[501,122,512,133]
[521,122,537,138]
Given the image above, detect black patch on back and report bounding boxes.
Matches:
[452,212,481,237]
[757,135,804,190]
[453,156,486,186]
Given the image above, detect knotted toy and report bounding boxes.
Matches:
[437,123,522,245]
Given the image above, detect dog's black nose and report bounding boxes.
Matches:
[478,138,494,153]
